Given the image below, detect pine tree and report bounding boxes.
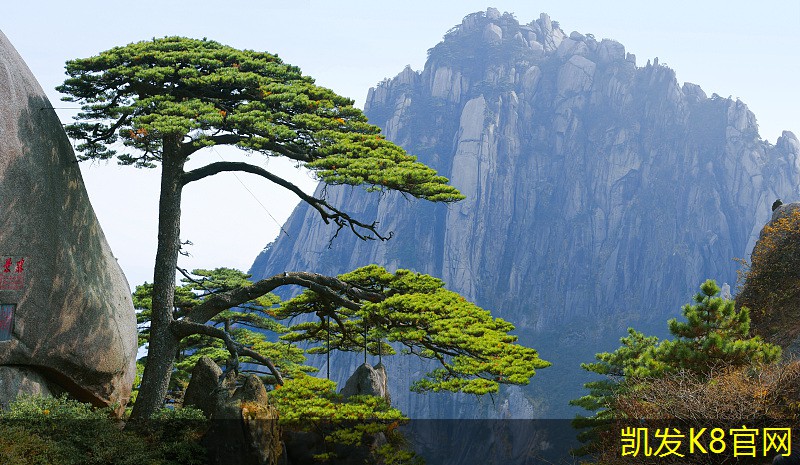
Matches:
[570,328,660,419]
[57,37,465,418]
[657,279,780,374]
[279,265,550,395]
[572,280,781,456]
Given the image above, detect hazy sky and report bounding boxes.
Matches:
[2,1,798,289]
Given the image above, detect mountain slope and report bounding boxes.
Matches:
[250,8,800,418]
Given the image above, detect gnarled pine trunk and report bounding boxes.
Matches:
[130,137,186,420]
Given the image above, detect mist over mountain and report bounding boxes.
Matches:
[250,8,800,418]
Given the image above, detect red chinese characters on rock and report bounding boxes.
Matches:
[0,256,25,290]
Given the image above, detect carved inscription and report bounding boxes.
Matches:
[0,256,25,290]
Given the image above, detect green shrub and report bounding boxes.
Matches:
[0,395,208,465]
[151,405,207,421]
[0,423,62,465]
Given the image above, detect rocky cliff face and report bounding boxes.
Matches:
[250,9,800,418]
[736,201,800,353]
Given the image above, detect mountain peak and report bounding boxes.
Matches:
[253,9,800,420]
[426,9,568,69]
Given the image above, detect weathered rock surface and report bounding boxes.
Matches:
[0,365,62,409]
[183,355,224,417]
[250,10,800,418]
[340,363,390,404]
[0,30,137,411]
[202,373,282,465]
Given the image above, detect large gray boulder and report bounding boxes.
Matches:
[0,30,137,412]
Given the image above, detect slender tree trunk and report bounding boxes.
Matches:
[130,138,186,420]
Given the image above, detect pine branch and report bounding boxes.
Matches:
[170,319,284,385]
[186,271,382,326]
[182,161,392,240]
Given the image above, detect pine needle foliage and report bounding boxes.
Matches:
[279,264,550,395]
[58,37,466,418]
[57,36,463,203]
[658,280,780,374]
[269,374,419,464]
[571,280,781,456]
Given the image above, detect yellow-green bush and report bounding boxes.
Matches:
[0,394,208,465]
[737,208,800,345]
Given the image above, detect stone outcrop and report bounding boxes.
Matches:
[0,30,137,412]
[250,9,800,418]
[339,363,390,404]
[197,370,282,465]
[736,201,800,353]
[0,365,63,409]
[183,355,224,417]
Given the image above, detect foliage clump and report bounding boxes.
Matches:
[615,362,800,422]
[279,264,550,395]
[579,362,800,465]
[133,268,312,400]
[0,395,207,465]
[57,36,464,204]
[133,265,547,401]
[129,264,546,462]
[268,374,418,463]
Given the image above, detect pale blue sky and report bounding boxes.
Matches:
[2,1,798,288]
